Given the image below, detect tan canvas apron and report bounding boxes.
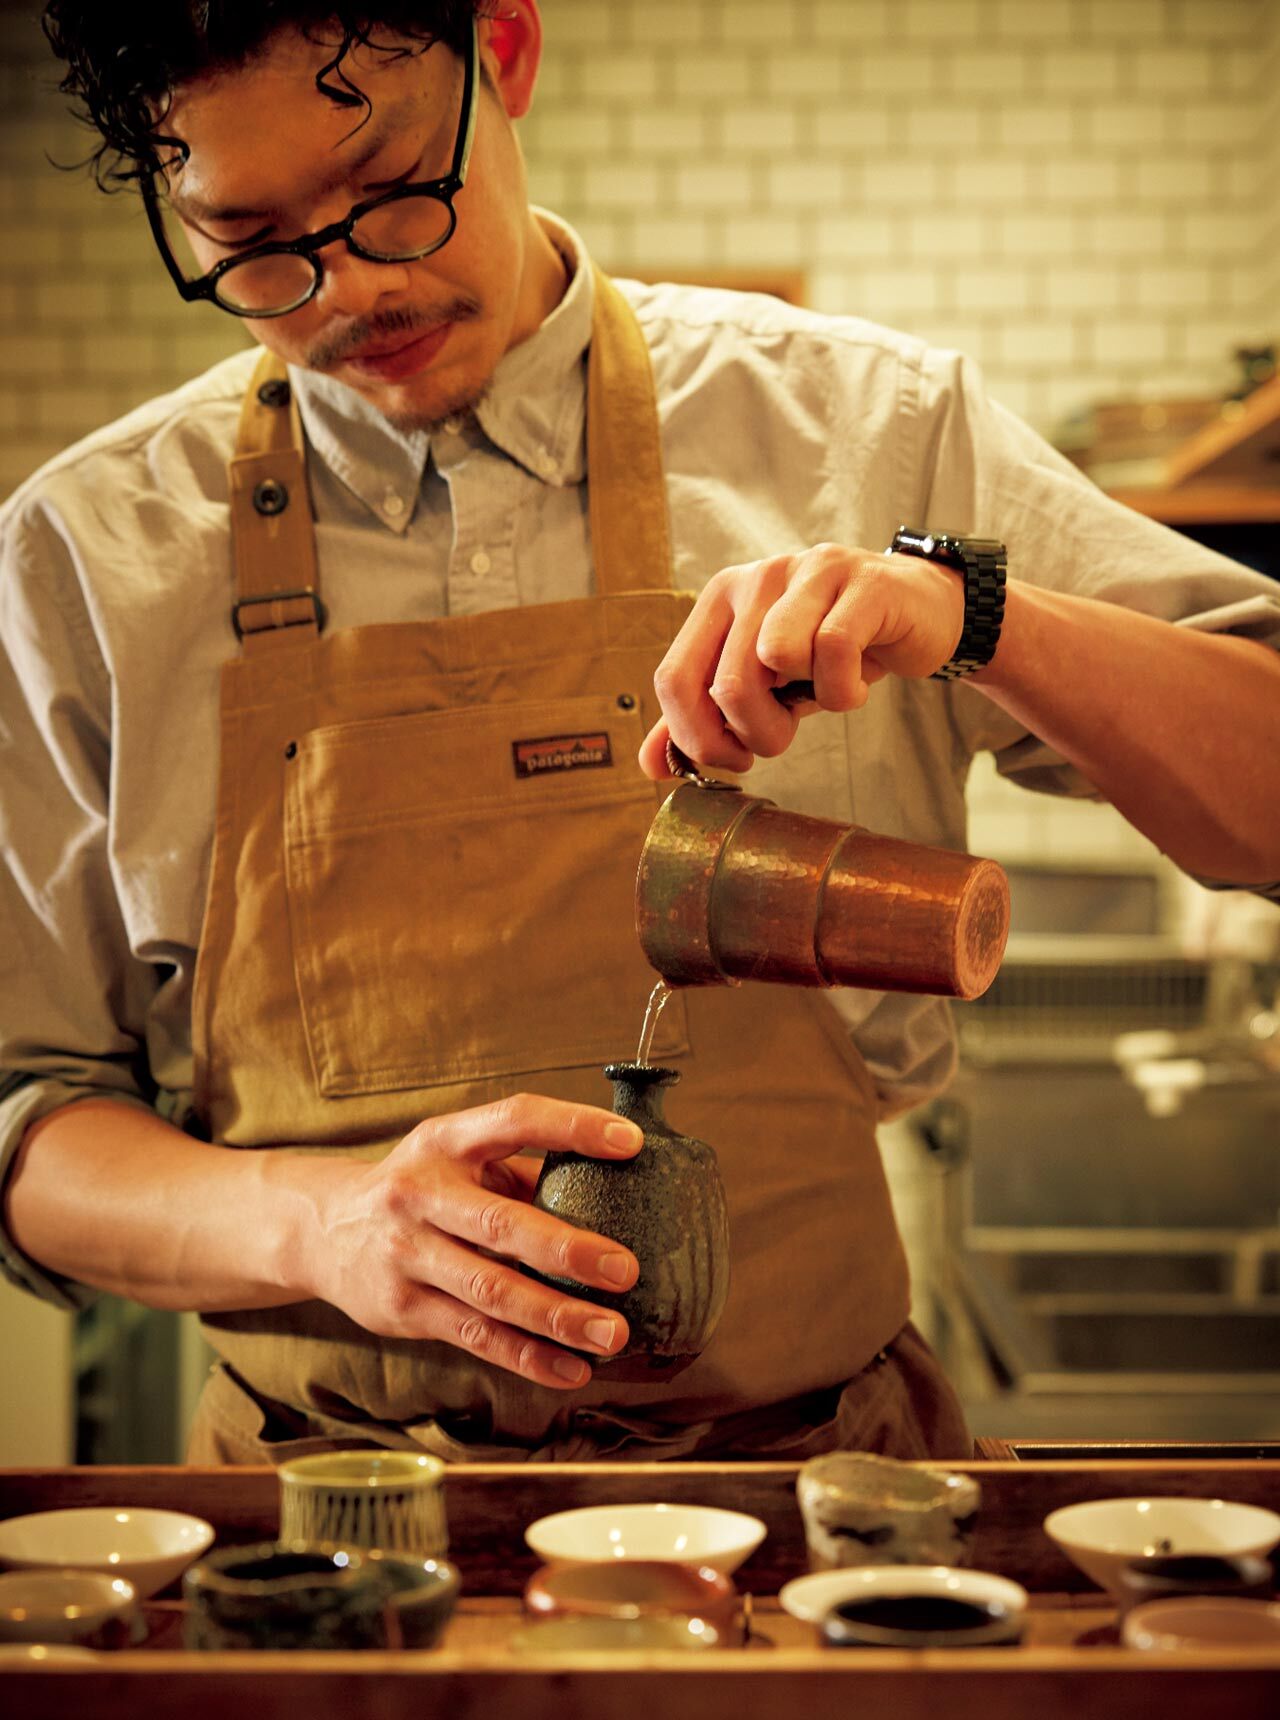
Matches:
[186,269,968,1464]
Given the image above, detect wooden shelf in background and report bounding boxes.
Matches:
[1105,481,1280,524]
[1162,373,1280,488]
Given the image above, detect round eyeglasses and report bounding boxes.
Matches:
[142,18,477,319]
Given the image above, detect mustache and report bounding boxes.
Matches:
[304,295,481,370]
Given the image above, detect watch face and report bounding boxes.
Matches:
[892,527,967,565]
[926,533,964,565]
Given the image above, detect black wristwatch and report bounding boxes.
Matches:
[890,526,1007,681]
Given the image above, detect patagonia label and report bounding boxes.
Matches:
[512,731,613,778]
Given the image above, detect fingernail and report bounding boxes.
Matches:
[597,1252,632,1287]
[553,1354,589,1384]
[605,1121,643,1150]
[584,1317,618,1353]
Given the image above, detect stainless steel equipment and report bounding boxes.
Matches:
[933,862,1280,1440]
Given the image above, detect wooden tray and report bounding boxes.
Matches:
[2,1460,1279,1718]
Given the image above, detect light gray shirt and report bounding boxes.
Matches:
[3,213,1278,1307]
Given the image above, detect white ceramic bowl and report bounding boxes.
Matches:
[524,1503,767,1575]
[779,1563,1029,1632]
[0,1507,215,1599]
[1044,1497,1280,1602]
[0,1569,139,1648]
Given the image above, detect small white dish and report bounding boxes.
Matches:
[1043,1497,1280,1603]
[779,1563,1028,1630]
[0,1642,99,1664]
[1122,1596,1280,1652]
[0,1570,139,1648]
[524,1503,766,1575]
[0,1507,215,1599]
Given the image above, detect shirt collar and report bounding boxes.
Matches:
[288,211,593,532]
[470,209,591,487]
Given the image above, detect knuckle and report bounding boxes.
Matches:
[551,1228,582,1277]
[652,658,683,705]
[546,1299,585,1347]
[475,1198,516,1249]
[491,1091,544,1137]
[455,1311,494,1356]
[464,1264,509,1315]
[483,1093,524,1136]
[384,1276,423,1331]
[378,1168,419,1220]
[710,668,749,704]
[512,1338,544,1380]
[815,619,859,667]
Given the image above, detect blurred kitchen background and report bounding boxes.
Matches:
[0,0,1277,1461]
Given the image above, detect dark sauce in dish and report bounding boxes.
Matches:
[832,1596,1001,1632]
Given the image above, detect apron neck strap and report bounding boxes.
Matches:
[226,268,672,648]
[586,266,673,597]
[228,351,323,655]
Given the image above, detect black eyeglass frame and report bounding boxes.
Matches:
[141,17,478,319]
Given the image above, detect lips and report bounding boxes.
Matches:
[344,321,454,383]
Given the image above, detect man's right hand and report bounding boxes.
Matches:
[305,1094,642,1390]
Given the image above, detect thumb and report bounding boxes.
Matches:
[638,718,680,780]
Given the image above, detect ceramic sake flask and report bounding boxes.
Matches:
[530,1063,731,1380]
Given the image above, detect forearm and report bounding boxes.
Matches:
[4,1091,647,1392]
[3,1098,351,1311]
[972,582,1280,884]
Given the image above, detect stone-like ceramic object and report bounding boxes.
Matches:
[530,1062,730,1379]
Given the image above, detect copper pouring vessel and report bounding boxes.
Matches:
[636,769,1010,1000]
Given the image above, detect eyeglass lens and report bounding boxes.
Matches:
[212,197,457,313]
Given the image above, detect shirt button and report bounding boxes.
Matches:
[534,448,557,478]
[470,549,492,575]
[383,492,405,519]
[442,416,463,435]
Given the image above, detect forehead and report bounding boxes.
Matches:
[162,28,449,203]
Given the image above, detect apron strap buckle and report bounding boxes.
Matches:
[232,586,327,641]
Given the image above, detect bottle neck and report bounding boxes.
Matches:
[604,1062,680,1129]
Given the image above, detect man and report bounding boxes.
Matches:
[2,2,1277,1464]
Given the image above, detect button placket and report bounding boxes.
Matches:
[442,452,521,616]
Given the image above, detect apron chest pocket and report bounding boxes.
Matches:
[283,695,688,1096]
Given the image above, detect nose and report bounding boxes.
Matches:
[314,241,413,318]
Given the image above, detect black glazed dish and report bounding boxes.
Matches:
[820,1593,1024,1650]
[1116,1552,1275,1613]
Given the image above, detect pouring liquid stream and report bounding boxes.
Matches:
[635,980,674,1066]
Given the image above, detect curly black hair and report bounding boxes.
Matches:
[42,3,496,188]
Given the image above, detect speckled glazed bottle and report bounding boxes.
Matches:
[531,1063,731,1380]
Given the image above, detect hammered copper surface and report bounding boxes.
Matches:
[636,782,1010,1000]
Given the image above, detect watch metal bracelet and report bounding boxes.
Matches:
[890,527,1007,681]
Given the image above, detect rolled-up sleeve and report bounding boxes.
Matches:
[0,501,159,1307]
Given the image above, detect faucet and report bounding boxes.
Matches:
[1112,958,1280,1118]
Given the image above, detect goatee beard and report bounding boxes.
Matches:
[381,378,490,435]
[304,295,486,430]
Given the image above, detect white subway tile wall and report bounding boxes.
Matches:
[0,0,1276,880]
[1266,7,1280,320]
[1,0,1275,492]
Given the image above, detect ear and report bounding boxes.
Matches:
[480,1,541,118]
